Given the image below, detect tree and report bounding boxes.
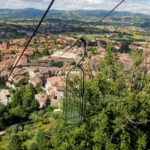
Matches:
[0,104,7,130]
[51,60,63,68]
[0,84,39,129]
[7,135,22,150]
[119,41,131,53]
[36,131,53,150]
[29,143,38,150]
[42,48,50,56]
[47,42,150,149]
[1,42,150,149]
[89,47,98,55]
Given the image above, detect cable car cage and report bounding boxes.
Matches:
[63,38,87,124]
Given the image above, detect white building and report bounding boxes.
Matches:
[51,51,77,59]
[45,76,65,107]
[0,90,11,105]
[35,93,50,108]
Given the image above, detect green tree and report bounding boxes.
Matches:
[36,131,53,150]
[7,135,22,150]
[119,41,131,53]
[49,42,150,149]
[42,48,50,56]
[29,143,38,150]
[0,84,39,129]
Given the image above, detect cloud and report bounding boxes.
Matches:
[0,0,149,15]
[0,0,48,10]
[116,0,150,14]
[20,0,43,2]
[52,0,104,10]
[87,0,103,4]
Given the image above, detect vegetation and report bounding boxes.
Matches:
[0,82,8,89]
[0,84,39,130]
[119,41,131,53]
[89,47,98,55]
[1,43,149,149]
[29,48,50,59]
[0,9,149,29]
[51,60,63,68]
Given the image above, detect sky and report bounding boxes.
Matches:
[0,0,149,15]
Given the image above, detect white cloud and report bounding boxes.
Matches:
[52,0,104,10]
[0,0,149,15]
[87,0,103,4]
[117,0,150,14]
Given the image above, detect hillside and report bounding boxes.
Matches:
[0,8,149,28]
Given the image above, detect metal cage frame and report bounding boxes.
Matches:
[63,38,87,123]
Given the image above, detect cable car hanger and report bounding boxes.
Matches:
[64,38,87,124]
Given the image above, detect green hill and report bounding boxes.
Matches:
[0,8,149,28]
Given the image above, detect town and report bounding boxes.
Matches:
[0,30,150,108]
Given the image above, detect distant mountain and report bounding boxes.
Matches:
[0,8,149,28]
[0,8,43,18]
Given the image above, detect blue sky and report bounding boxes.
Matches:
[0,0,149,15]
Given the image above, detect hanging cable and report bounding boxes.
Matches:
[7,0,56,81]
[60,0,125,57]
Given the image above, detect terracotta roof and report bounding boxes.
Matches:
[30,77,42,84]
[35,93,48,102]
[13,75,25,83]
[47,76,58,85]
[57,86,65,91]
